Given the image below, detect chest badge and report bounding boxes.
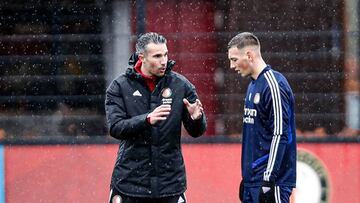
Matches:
[161,88,173,104]
[161,88,172,98]
[253,93,260,104]
[133,90,142,97]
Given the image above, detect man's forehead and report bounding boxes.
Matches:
[145,42,167,52]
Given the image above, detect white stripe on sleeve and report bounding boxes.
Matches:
[263,70,283,181]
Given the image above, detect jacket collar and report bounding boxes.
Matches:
[252,65,271,81]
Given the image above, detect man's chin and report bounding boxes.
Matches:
[156,72,165,77]
[237,71,244,76]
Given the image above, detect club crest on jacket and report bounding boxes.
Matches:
[162,88,172,98]
[253,93,260,104]
[161,88,173,104]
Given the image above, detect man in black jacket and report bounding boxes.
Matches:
[106,32,207,203]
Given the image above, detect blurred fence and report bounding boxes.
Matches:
[0,0,359,140]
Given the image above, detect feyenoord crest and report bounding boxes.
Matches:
[161,88,173,104]
[162,88,172,98]
[295,149,330,203]
[253,93,260,104]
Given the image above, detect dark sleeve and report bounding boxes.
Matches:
[262,80,291,182]
[105,80,150,140]
[182,81,207,137]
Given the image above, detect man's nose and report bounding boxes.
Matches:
[229,61,234,69]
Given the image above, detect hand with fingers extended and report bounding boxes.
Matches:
[183,98,204,120]
[147,104,171,125]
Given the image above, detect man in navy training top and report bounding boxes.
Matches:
[228,32,297,203]
[105,32,207,203]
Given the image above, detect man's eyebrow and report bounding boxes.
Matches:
[152,52,168,57]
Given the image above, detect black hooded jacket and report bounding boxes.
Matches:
[105,54,207,198]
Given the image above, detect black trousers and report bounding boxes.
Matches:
[109,187,187,203]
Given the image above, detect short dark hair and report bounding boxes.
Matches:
[227,32,260,50]
[136,32,167,54]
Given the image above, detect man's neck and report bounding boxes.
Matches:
[251,59,267,80]
[141,65,153,78]
[134,60,156,79]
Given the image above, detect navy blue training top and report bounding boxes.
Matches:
[242,65,297,187]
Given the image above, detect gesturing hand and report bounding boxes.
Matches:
[183,98,203,120]
[147,104,171,125]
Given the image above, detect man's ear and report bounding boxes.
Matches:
[246,50,252,61]
[138,53,145,62]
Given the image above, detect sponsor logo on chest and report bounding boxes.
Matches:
[243,107,257,124]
